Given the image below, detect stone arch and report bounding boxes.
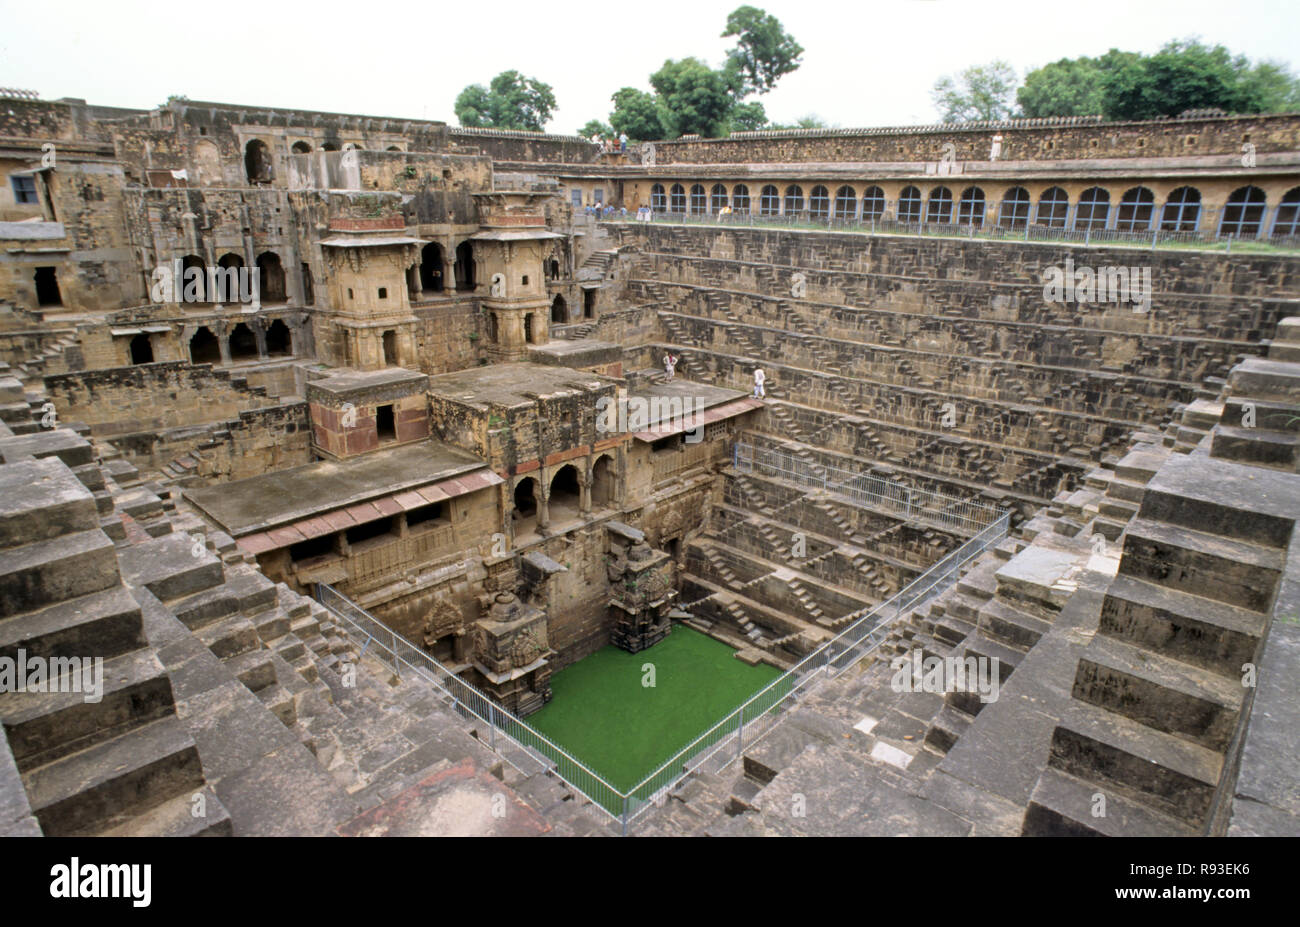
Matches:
[808,185,830,219]
[669,183,686,212]
[833,186,857,220]
[512,477,539,535]
[998,187,1031,227]
[291,140,312,154]
[957,186,985,226]
[783,185,804,215]
[650,183,666,211]
[710,184,728,212]
[1220,185,1267,237]
[926,186,953,223]
[861,186,887,221]
[549,464,581,516]
[591,454,616,508]
[229,322,258,361]
[898,186,923,222]
[265,319,292,356]
[689,183,707,214]
[420,242,444,291]
[1116,186,1155,231]
[454,241,475,291]
[244,139,273,184]
[1160,186,1202,231]
[181,254,208,303]
[1074,187,1110,230]
[1036,187,1069,227]
[731,184,750,213]
[256,251,286,302]
[759,185,780,216]
[189,326,220,364]
[1272,187,1300,237]
[551,294,567,324]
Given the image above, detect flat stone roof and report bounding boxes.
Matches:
[426,363,618,410]
[308,367,428,397]
[629,379,747,417]
[185,440,488,537]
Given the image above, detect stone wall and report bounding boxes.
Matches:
[650,113,1300,164]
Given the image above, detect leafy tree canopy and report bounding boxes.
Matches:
[454,70,556,131]
[721,5,804,96]
[650,58,735,138]
[931,61,1018,122]
[609,88,667,142]
[579,119,614,139]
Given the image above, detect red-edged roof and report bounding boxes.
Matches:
[631,397,764,442]
[236,468,503,554]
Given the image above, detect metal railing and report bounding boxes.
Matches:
[609,205,1300,251]
[732,440,1001,536]
[314,487,1009,832]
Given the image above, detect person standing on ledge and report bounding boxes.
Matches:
[619,132,628,154]
[753,366,766,399]
[664,352,678,381]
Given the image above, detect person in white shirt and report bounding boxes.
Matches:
[664,352,677,381]
[753,367,766,398]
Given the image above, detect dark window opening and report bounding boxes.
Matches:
[376,403,396,442]
[190,326,220,364]
[550,464,580,513]
[1074,187,1110,230]
[244,139,273,184]
[551,294,567,324]
[181,255,208,303]
[524,314,534,344]
[1036,187,1069,228]
[382,329,397,366]
[301,263,314,304]
[998,187,1031,228]
[1160,186,1201,232]
[406,501,447,529]
[862,186,886,221]
[651,435,680,453]
[256,251,286,303]
[378,287,388,299]
[1221,185,1267,237]
[34,266,62,306]
[1116,186,1155,231]
[290,534,336,563]
[229,323,258,361]
[454,241,475,291]
[514,478,537,517]
[265,319,292,357]
[11,175,38,205]
[420,242,445,292]
[898,186,923,223]
[291,141,312,154]
[926,186,953,223]
[346,517,393,548]
[129,333,153,365]
[957,186,985,226]
[583,288,596,319]
[808,185,830,219]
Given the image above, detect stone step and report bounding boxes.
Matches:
[0,585,144,665]
[978,598,1052,651]
[223,647,277,693]
[1022,767,1196,837]
[1120,518,1283,613]
[1049,699,1223,829]
[23,715,204,837]
[97,785,232,837]
[1210,424,1300,470]
[0,457,100,550]
[0,528,118,620]
[118,533,225,602]
[923,702,972,754]
[1072,634,1242,752]
[196,613,261,660]
[169,584,241,631]
[0,648,174,772]
[1099,573,1266,676]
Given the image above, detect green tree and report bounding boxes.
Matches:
[931,60,1018,122]
[766,114,832,130]
[454,70,556,131]
[650,58,734,138]
[609,87,667,141]
[727,100,768,132]
[579,119,614,139]
[1103,39,1300,119]
[721,5,804,96]
[1018,55,1114,117]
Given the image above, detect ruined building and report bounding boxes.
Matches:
[0,91,1297,836]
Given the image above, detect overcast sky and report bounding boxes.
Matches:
[1,0,1297,134]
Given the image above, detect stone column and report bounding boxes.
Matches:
[579,466,592,515]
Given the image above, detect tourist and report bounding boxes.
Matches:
[619,132,628,154]
[753,366,766,399]
[664,352,677,381]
